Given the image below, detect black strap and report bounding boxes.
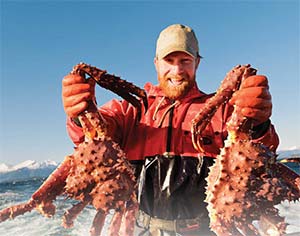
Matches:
[71,117,82,127]
[250,119,271,139]
[166,102,175,152]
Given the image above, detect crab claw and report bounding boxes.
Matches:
[191,64,257,153]
[72,63,148,122]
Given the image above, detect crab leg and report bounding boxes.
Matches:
[119,199,138,236]
[274,163,300,198]
[62,199,90,228]
[215,220,244,236]
[108,207,124,236]
[72,63,148,121]
[31,156,72,204]
[97,72,148,110]
[191,65,257,152]
[78,101,108,140]
[258,213,287,236]
[0,201,35,222]
[90,210,107,236]
[0,156,72,222]
[107,198,137,236]
[234,221,260,236]
[109,88,146,122]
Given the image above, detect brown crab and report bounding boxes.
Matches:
[0,63,148,236]
[191,65,300,236]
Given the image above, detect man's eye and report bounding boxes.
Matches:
[182,59,192,64]
[165,58,174,63]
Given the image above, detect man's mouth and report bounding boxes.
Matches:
[168,78,184,86]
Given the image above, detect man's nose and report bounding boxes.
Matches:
[171,63,184,74]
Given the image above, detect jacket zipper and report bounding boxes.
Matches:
[166,101,175,153]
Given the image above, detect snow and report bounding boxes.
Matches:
[277,148,300,160]
[0,163,11,172]
[0,160,58,173]
[0,160,58,183]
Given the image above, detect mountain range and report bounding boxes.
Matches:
[0,160,58,183]
[0,148,299,184]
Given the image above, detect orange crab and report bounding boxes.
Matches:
[0,63,148,236]
[192,65,300,236]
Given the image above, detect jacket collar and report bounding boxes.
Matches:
[144,82,206,127]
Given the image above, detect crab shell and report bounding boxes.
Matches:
[196,64,300,236]
[0,63,146,236]
[206,135,300,236]
[65,137,136,212]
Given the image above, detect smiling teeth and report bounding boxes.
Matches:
[170,80,183,85]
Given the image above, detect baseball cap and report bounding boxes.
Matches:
[155,24,200,59]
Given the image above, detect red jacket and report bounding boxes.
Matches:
[67,82,279,160]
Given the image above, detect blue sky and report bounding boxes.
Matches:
[1,0,299,164]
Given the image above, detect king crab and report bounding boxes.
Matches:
[191,65,300,236]
[0,63,148,236]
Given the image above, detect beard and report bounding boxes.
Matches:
[158,74,195,100]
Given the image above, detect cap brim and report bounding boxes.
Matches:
[157,45,196,59]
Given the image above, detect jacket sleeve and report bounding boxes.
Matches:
[66,99,137,147]
[222,104,279,153]
[66,117,85,146]
[251,121,279,152]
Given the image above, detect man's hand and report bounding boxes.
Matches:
[229,75,272,126]
[62,73,96,118]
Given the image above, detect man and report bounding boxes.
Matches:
[62,24,279,236]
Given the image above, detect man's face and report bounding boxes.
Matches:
[154,51,200,100]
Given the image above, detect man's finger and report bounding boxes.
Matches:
[62,83,92,97]
[241,107,272,123]
[65,101,88,118]
[62,74,86,86]
[230,87,271,104]
[63,92,92,108]
[235,98,272,109]
[240,75,269,89]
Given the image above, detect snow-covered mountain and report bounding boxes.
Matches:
[0,148,299,184]
[0,160,58,183]
[277,147,300,160]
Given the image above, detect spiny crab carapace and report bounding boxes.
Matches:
[0,63,148,236]
[191,64,300,236]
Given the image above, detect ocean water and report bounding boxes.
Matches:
[0,165,299,236]
[0,178,112,236]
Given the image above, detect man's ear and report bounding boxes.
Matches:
[195,56,200,70]
[154,57,158,71]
